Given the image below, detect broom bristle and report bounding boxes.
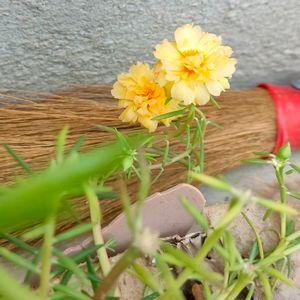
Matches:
[0,85,276,236]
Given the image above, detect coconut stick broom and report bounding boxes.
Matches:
[0,83,299,232]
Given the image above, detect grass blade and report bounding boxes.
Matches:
[1,232,37,254]
[132,263,161,292]
[53,284,91,300]
[53,249,88,284]
[254,197,298,215]
[0,266,40,300]
[181,197,209,230]
[68,135,86,156]
[56,125,69,165]
[2,143,31,173]
[54,224,93,244]
[0,247,38,273]
[86,255,100,291]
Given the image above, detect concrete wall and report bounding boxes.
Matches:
[0,0,299,91]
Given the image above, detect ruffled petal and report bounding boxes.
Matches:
[138,117,158,132]
[154,40,182,62]
[205,80,224,96]
[171,80,195,104]
[119,106,138,123]
[194,84,210,105]
[111,82,128,99]
[175,24,203,53]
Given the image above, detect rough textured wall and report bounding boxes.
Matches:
[0,0,299,91]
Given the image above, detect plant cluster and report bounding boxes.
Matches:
[0,24,299,300]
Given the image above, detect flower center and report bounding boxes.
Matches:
[182,52,207,80]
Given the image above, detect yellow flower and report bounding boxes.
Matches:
[154,24,237,105]
[111,63,179,132]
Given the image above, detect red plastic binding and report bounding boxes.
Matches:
[258,83,300,153]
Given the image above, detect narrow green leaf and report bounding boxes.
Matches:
[290,163,300,174]
[53,249,88,283]
[151,109,185,121]
[181,197,209,230]
[0,232,37,254]
[22,225,46,241]
[287,191,300,200]
[206,120,220,128]
[132,263,161,292]
[263,208,272,221]
[223,230,243,265]
[23,252,40,284]
[69,244,103,263]
[241,212,264,259]
[52,244,102,277]
[96,191,119,200]
[257,272,272,300]
[0,266,40,300]
[56,125,69,165]
[85,255,100,291]
[59,270,73,285]
[0,134,148,232]
[161,243,223,282]
[0,247,38,273]
[2,143,31,173]
[155,256,177,291]
[54,224,93,244]
[53,284,91,300]
[68,135,86,156]
[95,124,117,134]
[245,283,255,300]
[162,140,170,165]
[193,197,245,265]
[210,95,221,109]
[286,218,295,235]
[285,169,294,175]
[263,266,293,286]
[144,152,160,161]
[243,159,271,165]
[141,292,160,300]
[248,241,258,262]
[254,197,298,215]
[254,152,271,157]
[190,172,232,192]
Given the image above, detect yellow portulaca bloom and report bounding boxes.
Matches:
[111,62,179,132]
[154,24,237,105]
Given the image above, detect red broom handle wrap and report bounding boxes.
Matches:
[259,83,300,152]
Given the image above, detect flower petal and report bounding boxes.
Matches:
[194,84,210,105]
[205,80,224,96]
[111,82,128,99]
[175,24,203,53]
[154,40,182,62]
[120,106,138,123]
[171,80,195,104]
[138,117,158,132]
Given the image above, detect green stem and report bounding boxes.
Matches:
[93,246,141,299]
[276,166,287,238]
[225,273,253,300]
[39,214,56,300]
[149,150,191,170]
[242,212,264,259]
[195,111,207,173]
[84,184,111,276]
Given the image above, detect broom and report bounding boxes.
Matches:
[0,83,299,231]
